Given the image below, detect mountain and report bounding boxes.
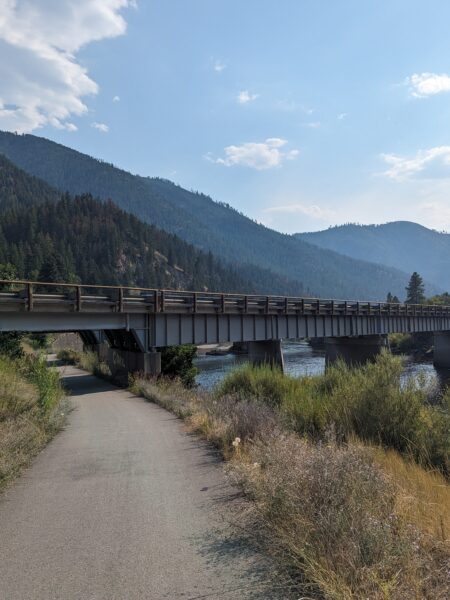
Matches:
[0,156,305,294]
[0,130,415,300]
[296,222,450,293]
[0,153,59,211]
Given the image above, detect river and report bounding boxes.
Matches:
[194,340,450,394]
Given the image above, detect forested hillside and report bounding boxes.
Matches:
[0,131,415,299]
[0,157,306,293]
[0,153,59,211]
[297,222,449,292]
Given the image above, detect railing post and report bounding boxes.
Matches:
[265,296,270,314]
[27,283,33,311]
[301,298,305,314]
[330,300,334,315]
[154,290,159,312]
[316,299,320,315]
[221,294,225,313]
[118,287,124,313]
[244,295,248,313]
[193,292,197,313]
[75,285,82,312]
[160,290,165,313]
[284,297,289,314]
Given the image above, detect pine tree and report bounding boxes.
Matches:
[386,292,400,303]
[405,272,425,304]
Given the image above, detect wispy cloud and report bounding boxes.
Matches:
[337,112,347,120]
[303,121,321,129]
[0,0,135,133]
[406,72,450,98]
[91,122,109,133]
[237,90,259,104]
[264,203,336,221]
[206,138,299,170]
[213,59,226,72]
[113,95,120,102]
[381,146,450,181]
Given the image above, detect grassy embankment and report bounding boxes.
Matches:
[58,347,449,598]
[131,351,449,600]
[0,354,65,490]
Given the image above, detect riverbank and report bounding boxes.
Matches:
[131,352,450,599]
[0,354,66,490]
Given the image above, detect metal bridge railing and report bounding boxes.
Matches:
[1,279,450,317]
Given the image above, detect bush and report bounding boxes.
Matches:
[217,352,450,473]
[160,344,198,387]
[235,434,443,599]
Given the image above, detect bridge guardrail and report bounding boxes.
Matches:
[1,279,449,317]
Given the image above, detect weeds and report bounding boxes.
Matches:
[0,354,65,489]
[218,351,450,473]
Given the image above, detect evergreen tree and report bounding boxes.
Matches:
[405,272,425,304]
[386,292,400,303]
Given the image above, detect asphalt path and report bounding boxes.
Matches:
[0,364,280,600]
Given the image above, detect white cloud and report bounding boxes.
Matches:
[0,0,135,133]
[304,121,321,129]
[406,72,450,98]
[113,95,120,102]
[213,60,226,72]
[237,90,259,104]
[91,122,109,133]
[337,112,347,120]
[381,146,450,181]
[264,203,336,221]
[206,138,299,170]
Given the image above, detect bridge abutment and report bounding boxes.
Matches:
[433,332,450,368]
[325,335,388,367]
[248,340,284,370]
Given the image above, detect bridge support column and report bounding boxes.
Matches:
[433,332,450,368]
[248,340,284,370]
[105,349,161,384]
[325,335,388,367]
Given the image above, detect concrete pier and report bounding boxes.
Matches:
[325,335,388,367]
[248,339,284,370]
[433,332,450,368]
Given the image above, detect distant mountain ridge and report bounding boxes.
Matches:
[0,155,305,294]
[296,222,450,293]
[0,130,419,299]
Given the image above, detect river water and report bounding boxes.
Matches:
[195,340,450,393]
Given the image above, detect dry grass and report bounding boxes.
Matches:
[0,354,66,490]
[132,372,450,599]
[374,448,450,544]
[57,349,111,378]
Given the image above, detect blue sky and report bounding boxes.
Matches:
[2,1,450,232]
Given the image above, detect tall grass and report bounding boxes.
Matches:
[217,351,450,473]
[0,354,65,489]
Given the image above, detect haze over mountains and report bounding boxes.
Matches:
[0,131,422,300]
[297,223,450,294]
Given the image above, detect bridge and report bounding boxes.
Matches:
[2,279,450,377]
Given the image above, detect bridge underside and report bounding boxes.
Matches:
[3,312,450,345]
[3,311,450,376]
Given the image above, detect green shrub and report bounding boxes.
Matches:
[160,345,198,388]
[217,352,450,473]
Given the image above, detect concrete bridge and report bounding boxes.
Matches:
[2,279,450,377]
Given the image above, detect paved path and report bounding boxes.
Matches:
[0,365,277,600]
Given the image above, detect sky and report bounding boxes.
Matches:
[2,1,450,233]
